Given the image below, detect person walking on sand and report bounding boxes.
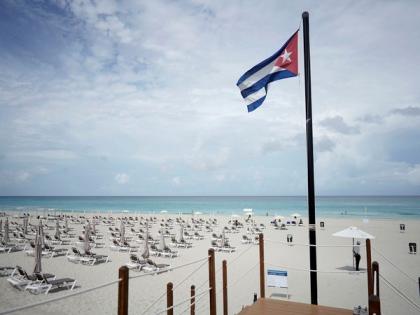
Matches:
[353,240,361,271]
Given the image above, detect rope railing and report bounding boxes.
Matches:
[195,242,255,291]
[265,238,366,247]
[265,262,365,274]
[140,257,209,315]
[379,273,420,313]
[372,246,418,283]
[177,287,210,315]
[130,256,209,280]
[154,288,211,314]
[0,278,121,315]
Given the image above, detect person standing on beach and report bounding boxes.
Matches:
[353,241,361,271]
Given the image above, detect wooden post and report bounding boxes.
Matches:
[259,233,265,298]
[223,260,228,315]
[167,282,174,315]
[208,248,216,315]
[366,239,373,296]
[118,266,129,315]
[368,261,381,315]
[190,285,195,315]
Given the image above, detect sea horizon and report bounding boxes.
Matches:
[1,195,419,219]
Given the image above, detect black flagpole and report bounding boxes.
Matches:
[302,11,318,305]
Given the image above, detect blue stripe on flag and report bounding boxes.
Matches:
[241,70,296,99]
[247,94,267,112]
[237,30,299,87]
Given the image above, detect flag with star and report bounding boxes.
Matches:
[237,30,299,112]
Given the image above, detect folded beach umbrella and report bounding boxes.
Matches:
[120,220,125,243]
[0,219,2,235]
[65,216,69,233]
[55,219,61,240]
[179,224,185,242]
[84,221,91,254]
[4,217,10,244]
[159,228,166,251]
[92,220,96,234]
[23,217,28,235]
[34,223,43,274]
[221,229,226,247]
[142,225,150,259]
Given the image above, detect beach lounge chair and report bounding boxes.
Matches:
[400,224,406,233]
[409,242,417,254]
[287,234,293,245]
[0,241,16,254]
[44,244,68,257]
[25,274,76,294]
[193,232,204,240]
[0,266,15,277]
[7,266,55,289]
[126,254,147,270]
[142,259,170,273]
[242,235,252,244]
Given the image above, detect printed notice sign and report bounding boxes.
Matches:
[267,269,288,288]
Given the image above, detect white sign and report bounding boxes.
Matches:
[267,269,288,288]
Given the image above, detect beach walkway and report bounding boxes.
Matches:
[238,298,352,315]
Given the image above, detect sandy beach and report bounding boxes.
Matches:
[0,213,419,315]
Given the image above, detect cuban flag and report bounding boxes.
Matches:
[237,30,299,112]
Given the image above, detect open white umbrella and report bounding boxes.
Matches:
[333,226,375,267]
[243,208,253,213]
[290,213,301,218]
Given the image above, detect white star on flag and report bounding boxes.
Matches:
[279,49,292,64]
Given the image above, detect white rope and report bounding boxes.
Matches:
[265,238,366,247]
[130,256,208,280]
[379,274,420,313]
[154,288,210,314]
[265,262,365,274]
[372,247,418,283]
[0,278,121,315]
[196,243,255,291]
[140,257,209,315]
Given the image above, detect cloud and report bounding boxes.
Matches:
[172,176,181,186]
[319,116,359,135]
[356,114,383,124]
[315,136,335,153]
[390,106,420,116]
[115,173,130,184]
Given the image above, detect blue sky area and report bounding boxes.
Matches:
[0,0,420,196]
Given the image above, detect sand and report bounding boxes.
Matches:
[0,213,419,315]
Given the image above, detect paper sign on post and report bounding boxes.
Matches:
[267,269,288,288]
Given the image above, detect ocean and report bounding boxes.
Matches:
[0,196,419,218]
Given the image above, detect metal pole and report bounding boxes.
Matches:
[208,248,216,315]
[259,233,265,298]
[191,285,196,315]
[118,266,129,315]
[223,260,228,315]
[167,282,174,315]
[302,11,318,305]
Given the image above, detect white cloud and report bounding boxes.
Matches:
[115,173,130,184]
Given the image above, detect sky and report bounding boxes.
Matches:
[0,0,420,196]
